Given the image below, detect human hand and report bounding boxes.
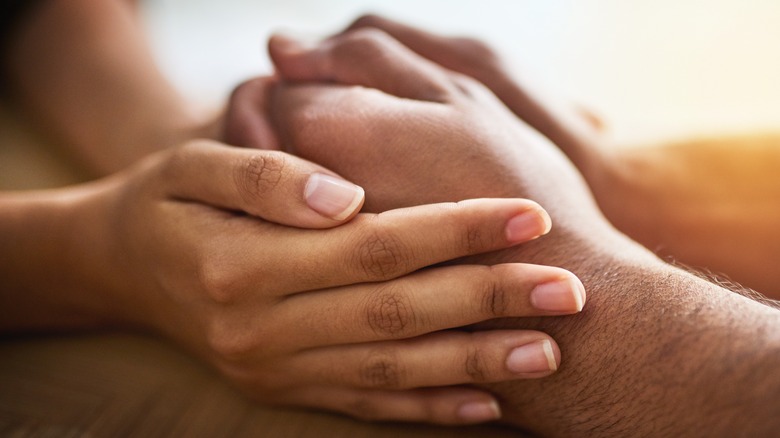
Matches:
[339,15,608,181]
[76,139,586,425]
[226,29,780,438]
[260,29,610,244]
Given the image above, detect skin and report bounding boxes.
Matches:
[0,138,592,425]
[343,15,780,298]
[4,0,219,175]
[224,28,780,436]
[5,3,778,431]
[1,3,593,425]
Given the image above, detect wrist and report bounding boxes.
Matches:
[475,231,780,436]
[492,72,608,177]
[66,174,163,331]
[0,183,126,331]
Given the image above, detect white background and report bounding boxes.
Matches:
[140,0,780,145]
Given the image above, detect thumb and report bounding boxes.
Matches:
[159,140,365,228]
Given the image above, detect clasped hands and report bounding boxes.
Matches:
[85,15,596,425]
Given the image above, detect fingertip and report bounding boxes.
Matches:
[304,173,365,222]
[506,338,560,375]
[505,205,552,244]
[530,272,586,314]
[269,33,309,57]
[574,275,587,312]
[538,207,553,236]
[456,398,502,424]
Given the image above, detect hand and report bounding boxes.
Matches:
[340,14,608,183]
[72,139,586,425]
[262,29,609,243]
[224,28,780,437]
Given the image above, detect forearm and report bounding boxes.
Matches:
[590,135,780,297]
[476,229,780,436]
[3,0,219,175]
[0,184,129,332]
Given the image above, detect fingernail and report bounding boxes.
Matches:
[457,399,501,423]
[531,276,586,313]
[504,208,551,243]
[506,340,558,373]
[304,173,365,220]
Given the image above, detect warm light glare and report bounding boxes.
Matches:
[142,0,780,145]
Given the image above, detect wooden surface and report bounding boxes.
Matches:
[0,333,521,437]
[0,105,524,437]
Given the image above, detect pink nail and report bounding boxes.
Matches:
[504,209,551,243]
[457,400,501,423]
[304,173,364,220]
[506,340,558,373]
[531,277,585,313]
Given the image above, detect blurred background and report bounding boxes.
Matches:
[140,0,780,146]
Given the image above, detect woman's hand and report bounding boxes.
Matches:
[62,140,585,425]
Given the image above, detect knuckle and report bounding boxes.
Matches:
[350,14,383,30]
[157,142,199,182]
[480,270,509,317]
[196,256,240,304]
[451,72,489,97]
[464,346,490,382]
[364,284,416,338]
[360,351,403,389]
[234,152,287,204]
[462,219,487,254]
[352,228,410,279]
[338,28,395,61]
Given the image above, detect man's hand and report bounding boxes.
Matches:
[336,16,780,297]
[225,28,780,436]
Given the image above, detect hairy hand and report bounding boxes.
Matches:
[223,24,780,437]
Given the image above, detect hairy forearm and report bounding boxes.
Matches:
[475,228,780,436]
[589,135,780,297]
